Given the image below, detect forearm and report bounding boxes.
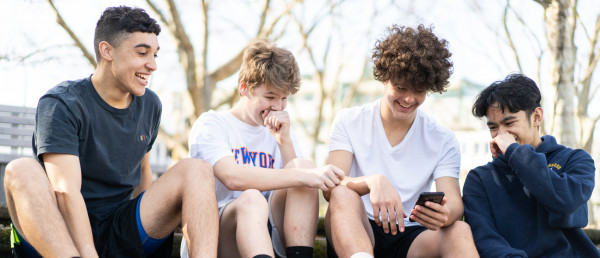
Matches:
[340,174,384,196]
[55,191,97,258]
[219,166,307,191]
[278,137,297,166]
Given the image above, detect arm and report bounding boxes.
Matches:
[213,156,344,192]
[263,110,296,165]
[507,144,594,226]
[43,153,98,258]
[494,133,595,222]
[325,150,406,235]
[132,152,153,198]
[409,177,462,230]
[463,171,527,258]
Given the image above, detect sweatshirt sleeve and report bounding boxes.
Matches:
[463,170,528,258]
[506,143,595,227]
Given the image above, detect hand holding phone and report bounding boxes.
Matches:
[409,192,444,222]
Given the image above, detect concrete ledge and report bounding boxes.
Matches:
[0,224,328,258]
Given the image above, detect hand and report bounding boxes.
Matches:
[305,165,345,191]
[262,110,291,144]
[490,132,517,158]
[409,197,450,230]
[369,175,406,235]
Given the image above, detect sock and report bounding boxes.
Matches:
[350,252,374,258]
[253,255,273,258]
[286,246,314,258]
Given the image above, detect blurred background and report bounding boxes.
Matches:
[1,0,599,226]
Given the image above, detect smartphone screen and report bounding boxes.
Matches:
[409,192,444,222]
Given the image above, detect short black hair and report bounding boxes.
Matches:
[94,6,161,61]
[472,73,541,118]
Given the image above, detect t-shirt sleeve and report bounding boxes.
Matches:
[35,96,80,159]
[432,133,461,179]
[146,97,162,153]
[188,112,234,166]
[328,110,354,153]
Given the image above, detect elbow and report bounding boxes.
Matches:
[221,173,247,191]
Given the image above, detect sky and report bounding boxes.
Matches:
[0,0,598,140]
[0,0,525,107]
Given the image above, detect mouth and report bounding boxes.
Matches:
[396,101,415,110]
[136,73,150,84]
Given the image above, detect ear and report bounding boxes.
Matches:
[98,41,114,62]
[238,81,248,97]
[532,107,543,127]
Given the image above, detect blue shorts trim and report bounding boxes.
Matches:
[136,191,169,257]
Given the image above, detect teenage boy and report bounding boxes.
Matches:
[324,24,479,258]
[184,39,344,258]
[3,6,218,257]
[463,73,599,257]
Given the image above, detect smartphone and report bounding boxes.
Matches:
[409,192,445,222]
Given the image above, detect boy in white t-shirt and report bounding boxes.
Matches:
[324,24,478,258]
[184,39,344,258]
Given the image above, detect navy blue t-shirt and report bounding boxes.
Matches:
[33,76,161,207]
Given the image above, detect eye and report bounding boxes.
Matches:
[265,96,274,100]
[488,126,498,131]
[138,52,147,56]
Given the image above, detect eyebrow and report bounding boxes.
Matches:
[487,115,517,126]
[134,43,160,51]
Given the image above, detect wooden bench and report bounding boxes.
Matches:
[0,105,36,209]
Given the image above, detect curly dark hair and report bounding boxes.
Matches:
[472,73,541,118]
[372,24,453,93]
[94,6,161,62]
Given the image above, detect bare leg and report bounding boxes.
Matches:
[139,158,218,258]
[326,185,375,257]
[4,158,79,257]
[218,189,273,258]
[270,159,319,249]
[407,221,478,258]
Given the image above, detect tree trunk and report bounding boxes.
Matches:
[542,0,577,148]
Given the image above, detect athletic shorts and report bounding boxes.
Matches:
[326,220,427,258]
[11,193,173,258]
[180,191,285,257]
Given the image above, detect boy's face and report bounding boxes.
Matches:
[485,105,541,147]
[242,84,289,126]
[108,32,159,97]
[382,80,426,121]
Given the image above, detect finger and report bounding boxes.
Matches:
[380,209,390,234]
[388,207,398,235]
[373,206,381,226]
[323,176,335,188]
[326,171,341,185]
[319,182,328,192]
[397,211,406,233]
[332,166,345,178]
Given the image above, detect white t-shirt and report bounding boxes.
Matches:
[188,110,303,207]
[329,99,460,227]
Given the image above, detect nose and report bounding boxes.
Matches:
[271,99,284,111]
[147,56,157,72]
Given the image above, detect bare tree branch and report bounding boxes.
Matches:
[503,0,523,72]
[47,0,96,68]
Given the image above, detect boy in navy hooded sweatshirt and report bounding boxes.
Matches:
[463,73,599,257]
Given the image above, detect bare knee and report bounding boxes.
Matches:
[173,158,215,184]
[443,220,474,239]
[4,158,47,192]
[329,185,359,204]
[235,189,268,217]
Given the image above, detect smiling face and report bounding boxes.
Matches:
[237,83,289,126]
[486,104,543,148]
[381,80,426,122]
[106,32,159,97]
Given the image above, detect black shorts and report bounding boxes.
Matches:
[327,220,426,258]
[13,194,173,258]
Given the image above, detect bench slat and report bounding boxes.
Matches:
[0,116,35,125]
[0,105,36,114]
[0,127,34,136]
[0,138,31,148]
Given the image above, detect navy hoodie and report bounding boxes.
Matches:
[463,135,599,257]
